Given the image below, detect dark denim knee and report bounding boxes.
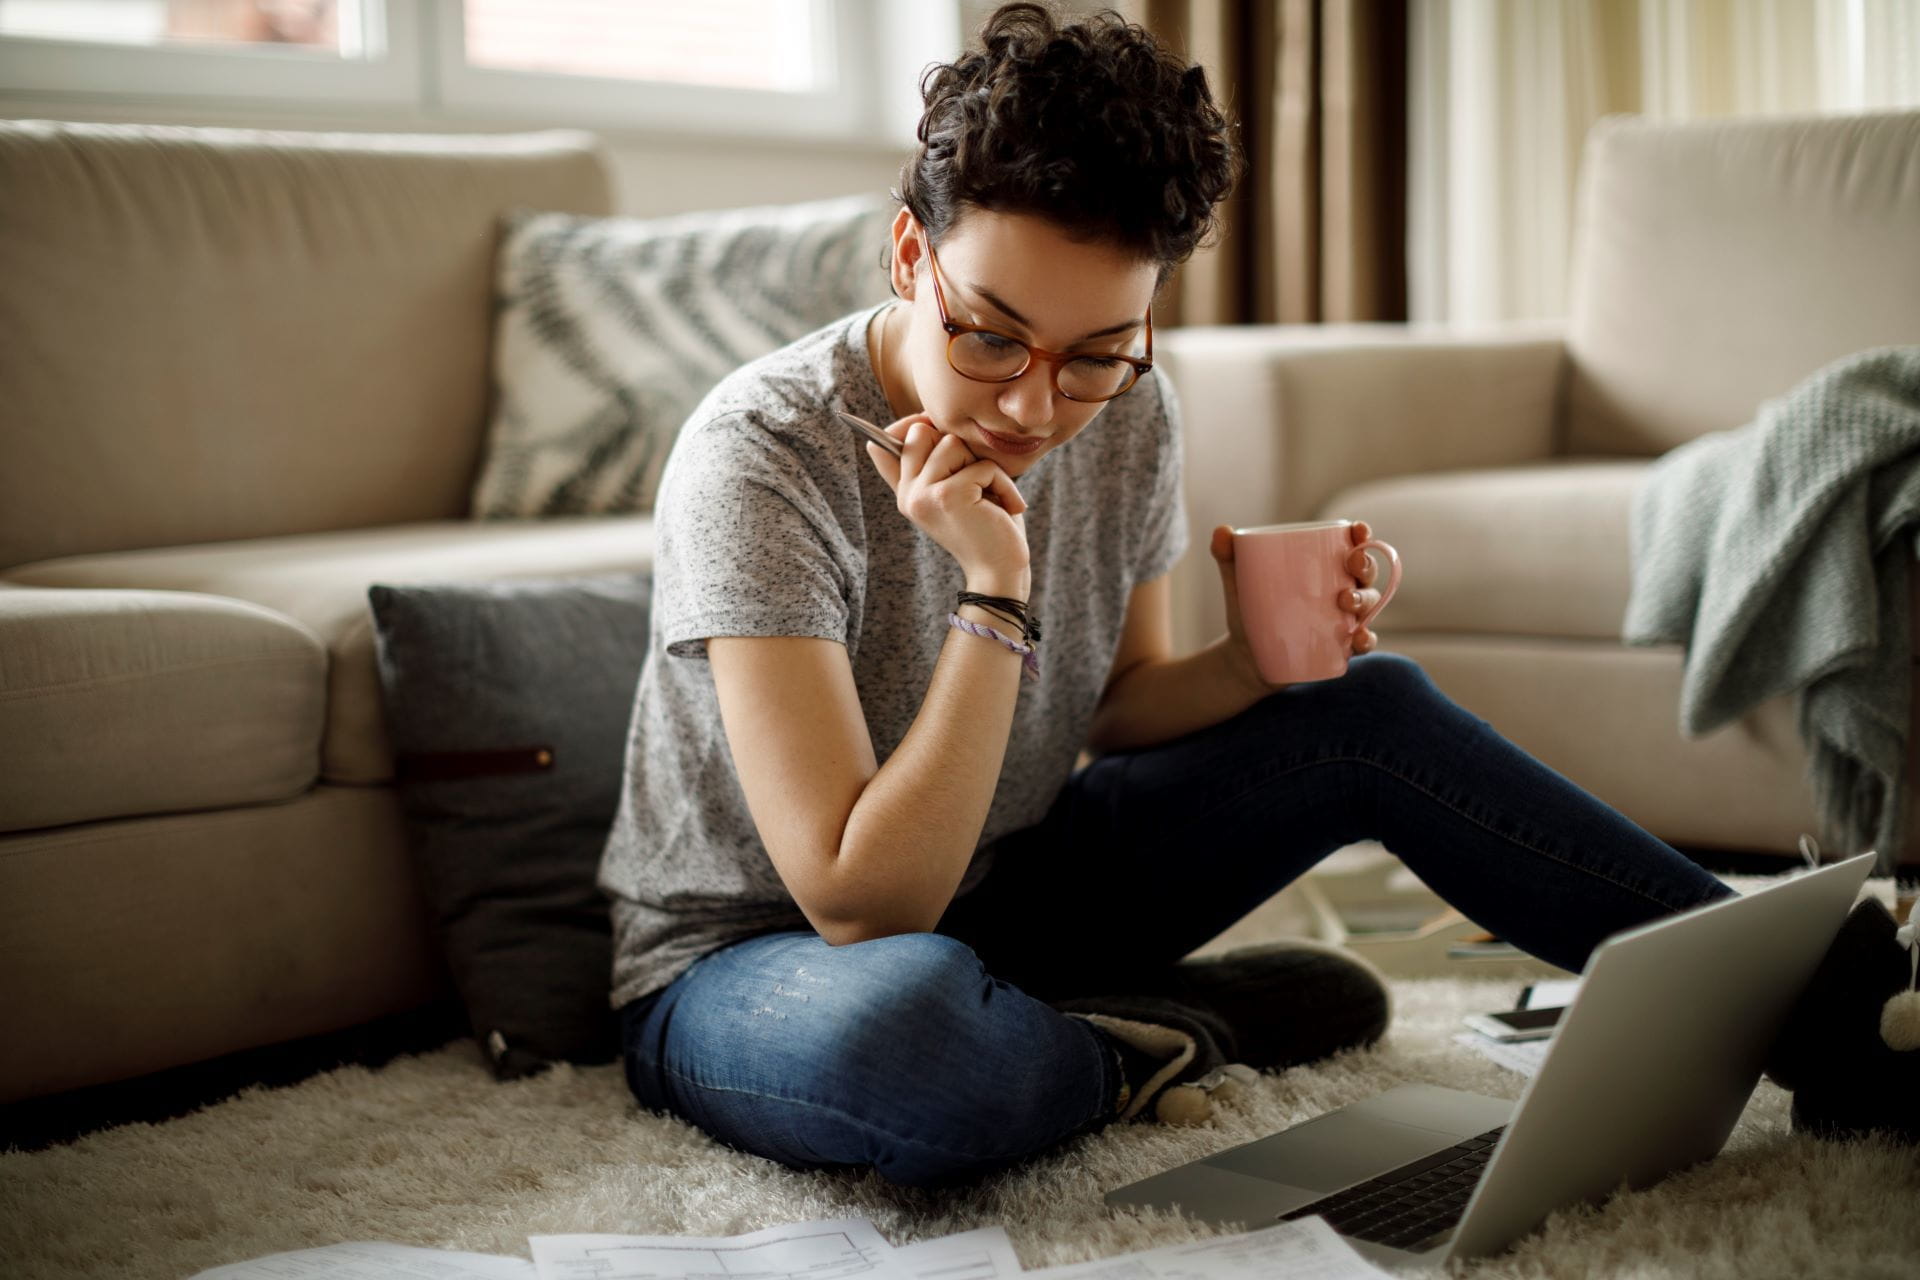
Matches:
[1325,651,1464,733]
[1343,650,1433,697]
[1239,651,1441,739]
[807,932,1110,1186]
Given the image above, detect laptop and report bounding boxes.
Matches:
[1105,851,1876,1266]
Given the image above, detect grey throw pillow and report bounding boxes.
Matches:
[367,574,652,1080]
[469,193,895,519]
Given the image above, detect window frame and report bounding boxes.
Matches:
[0,0,423,105]
[0,0,939,144]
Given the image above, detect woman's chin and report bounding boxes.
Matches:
[996,451,1041,480]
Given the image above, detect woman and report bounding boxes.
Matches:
[599,5,1893,1186]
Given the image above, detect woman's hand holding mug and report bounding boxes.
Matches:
[1210,519,1400,693]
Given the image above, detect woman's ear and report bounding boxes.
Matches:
[889,207,922,301]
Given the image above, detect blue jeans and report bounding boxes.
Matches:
[619,653,1733,1185]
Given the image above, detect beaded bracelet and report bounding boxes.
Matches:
[948,612,1041,682]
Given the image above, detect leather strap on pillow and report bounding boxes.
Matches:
[395,747,555,782]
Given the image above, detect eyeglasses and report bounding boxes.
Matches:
[923,237,1152,403]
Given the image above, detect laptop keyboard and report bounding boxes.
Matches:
[1277,1125,1507,1252]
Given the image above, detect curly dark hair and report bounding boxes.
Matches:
[897,3,1239,275]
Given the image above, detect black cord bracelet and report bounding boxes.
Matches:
[955,591,1042,645]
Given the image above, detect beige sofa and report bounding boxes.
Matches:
[1160,108,1920,871]
[0,122,640,1103]
[1,110,1914,1105]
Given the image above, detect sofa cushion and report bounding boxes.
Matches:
[1322,459,1647,641]
[0,587,325,833]
[1566,110,1920,456]
[468,193,894,519]
[2,517,653,786]
[367,574,652,1079]
[0,121,613,570]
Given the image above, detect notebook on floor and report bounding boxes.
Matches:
[1105,852,1876,1267]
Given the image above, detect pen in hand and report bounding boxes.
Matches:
[835,410,903,457]
[838,410,1021,513]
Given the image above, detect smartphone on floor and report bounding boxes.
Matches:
[1463,1005,1566,1042]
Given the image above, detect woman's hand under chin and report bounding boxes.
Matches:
[867,415,1031,587]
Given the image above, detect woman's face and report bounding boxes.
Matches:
[885,206,1159,479]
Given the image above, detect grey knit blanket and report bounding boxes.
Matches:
[1623,346,1920,877]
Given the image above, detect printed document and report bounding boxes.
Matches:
[187,1240,534,1278]
[530,1217,903,1280]
[892,1226,1023,1280]
[1026,1217,1392,1280]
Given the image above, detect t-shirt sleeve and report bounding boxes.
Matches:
[653,411,855,660]
[1132,373,1191,584]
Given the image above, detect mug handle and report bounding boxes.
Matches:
[1354,539,1402,629]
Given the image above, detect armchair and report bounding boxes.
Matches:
[1157,109,1920,868]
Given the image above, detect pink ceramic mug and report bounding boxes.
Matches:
[1232,520,1402,685]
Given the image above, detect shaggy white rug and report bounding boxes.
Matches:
[6,966,1918,1280]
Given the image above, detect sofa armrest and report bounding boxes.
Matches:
[1156,322,1568,656]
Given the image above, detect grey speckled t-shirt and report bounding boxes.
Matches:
[598,304,1188,1008]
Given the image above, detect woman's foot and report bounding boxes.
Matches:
[1763,896,1919,1143]
[1057,940,1391,1126]
[1060,995,1255,1124]
[1144,940,1392,1070]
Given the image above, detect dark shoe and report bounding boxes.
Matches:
[1057,994,1257,1125]
[1763,897,1919,1145]
[1139,940,1392,1071]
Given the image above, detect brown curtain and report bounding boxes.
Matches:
[1144,0,1408,326]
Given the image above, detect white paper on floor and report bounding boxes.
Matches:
[186,1240,535,1278]
[1026,1217,1392,1280]
[1452,1032,1552,1078]
[530,1217,904,1280]
[892,1226,1024,1280]
[188,1216,1389,1280]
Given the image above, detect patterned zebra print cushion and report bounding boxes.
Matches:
[470,193,895,519]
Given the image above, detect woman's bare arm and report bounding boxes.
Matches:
[708,581,1026,943]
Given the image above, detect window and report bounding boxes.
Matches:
[0,0,365,56]
[461,1,817,92]
[434,0,867,137]
[0,0,416,103]
[0,0,950,141]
